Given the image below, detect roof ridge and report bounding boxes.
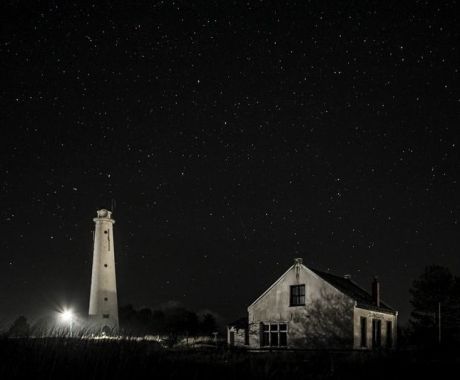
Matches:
[309,267,395,313]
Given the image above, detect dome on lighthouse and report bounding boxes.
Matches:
[97,209,112,218]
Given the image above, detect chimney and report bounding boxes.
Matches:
[294,258,303,265]
[372,277,380,307]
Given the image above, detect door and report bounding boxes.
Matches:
[372,319,382,348]
[229,331,235,346]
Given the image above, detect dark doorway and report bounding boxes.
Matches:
[386,321,393,348]
[372,319,382,348]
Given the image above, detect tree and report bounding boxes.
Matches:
[137,308,153,335]
[409,265,460,345]
[119,304,201,338]
[151,310,165,334]
[8,316,30,337]
[119,304,139,334]
[164,307,199,336]
[200,313,217,335]
[297,290,354,349]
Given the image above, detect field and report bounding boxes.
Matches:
[0,337,458,379]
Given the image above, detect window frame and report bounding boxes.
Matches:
[261,323,288,348]
[290,284,306,306]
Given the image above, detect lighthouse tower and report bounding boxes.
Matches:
[88,209,119,331]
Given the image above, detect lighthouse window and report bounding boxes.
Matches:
[104,297,108,301]
[104,264,108,267]
[103,314,110,318]
[104,230,108,234]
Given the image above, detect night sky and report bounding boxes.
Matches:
[1,1,459,325]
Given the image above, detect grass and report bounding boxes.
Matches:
[0,337,458,379]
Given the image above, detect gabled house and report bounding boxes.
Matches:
[228,258,397,350]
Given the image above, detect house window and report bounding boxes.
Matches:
[360,317,367,347]
[290,284,305,306]
[372,319,382,348]
[262,324,270,346]
[279,324,287,346]
[270,324,279,346]
[261,323,288,347]
[386,320,393,348]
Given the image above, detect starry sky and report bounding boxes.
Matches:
[1,1,459,325]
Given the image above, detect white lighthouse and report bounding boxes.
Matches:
[88,209,119,331]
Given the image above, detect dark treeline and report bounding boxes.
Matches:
[118,305,218,338]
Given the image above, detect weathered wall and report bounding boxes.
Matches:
[248,264,355,349]
[353,307,397,349]
[227,326,247,347]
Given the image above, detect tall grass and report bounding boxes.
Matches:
[0,337,458,379]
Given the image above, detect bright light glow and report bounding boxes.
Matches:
[60,309,73,322]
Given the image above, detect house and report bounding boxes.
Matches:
[228,258,397,350]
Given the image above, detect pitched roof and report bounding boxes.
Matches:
[248,262,397,314]
[248,265,296,308]
[310,268,396,314]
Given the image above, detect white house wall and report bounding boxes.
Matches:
[227,326,247,347]
[353,307,397,349]
[248,264,355,349]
